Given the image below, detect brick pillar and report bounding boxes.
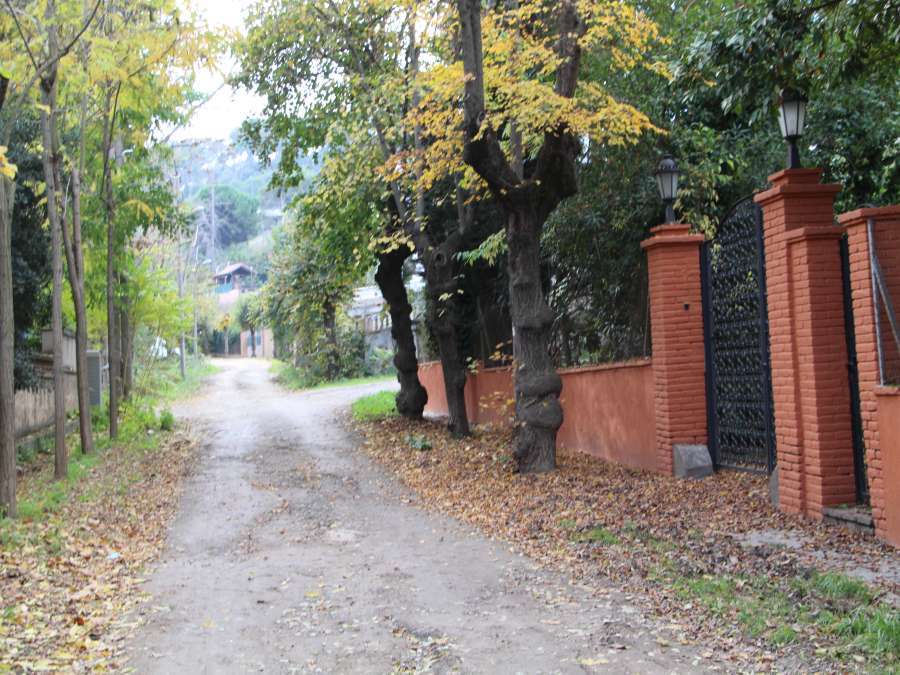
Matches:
[838,205,900,539]
[754,168,854,518]
[641,224,708,475]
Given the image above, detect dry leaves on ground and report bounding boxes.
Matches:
[354,415,899,671]
[0,430,196,672]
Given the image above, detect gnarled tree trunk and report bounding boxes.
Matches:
[425,242,470,437]
[456,0,582,472]
[507,204,562,471]
[375,247,427,419]
[323,299,338,380]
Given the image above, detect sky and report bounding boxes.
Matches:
[169,0,264,143]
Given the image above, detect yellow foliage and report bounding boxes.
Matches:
[0,147,17,180]
[391,0,666,198]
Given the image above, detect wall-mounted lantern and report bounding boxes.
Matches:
[778,87,808,169]
[655,155,680,223]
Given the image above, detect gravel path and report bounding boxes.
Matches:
[128,358,706,674]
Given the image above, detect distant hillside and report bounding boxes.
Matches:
[171,134,319,267]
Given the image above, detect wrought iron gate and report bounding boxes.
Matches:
[840,235,869,504]
[701,197,776,472]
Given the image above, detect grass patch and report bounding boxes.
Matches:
[141,358,220,403]
[665,568,898,667]
[573,526,619,545]
[810,571,872,603]
[270,359,394,392]
[351,390,398,421]
[406,434,432,451]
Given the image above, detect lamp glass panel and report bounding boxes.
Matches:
[795,101,807,137]
[780,100,806,138]
[778,105,789,138]
[657,171,677,200]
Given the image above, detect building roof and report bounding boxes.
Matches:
[214,262,254,279]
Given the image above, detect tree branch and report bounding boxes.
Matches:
[3,0,41,72]
[456,0,520,198]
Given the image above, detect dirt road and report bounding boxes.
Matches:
[128,359,704,674]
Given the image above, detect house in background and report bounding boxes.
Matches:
[214,262,255,310]
[347,282,428,358]
[347,285,393,351]
[212,262,274,358]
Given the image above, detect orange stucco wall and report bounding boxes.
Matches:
[875,387,900,547]
[419,359,657,472]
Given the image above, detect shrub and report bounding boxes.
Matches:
[159,409,175,432]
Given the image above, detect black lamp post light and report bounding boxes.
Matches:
[778,87,808,169]
[655,155,680,223]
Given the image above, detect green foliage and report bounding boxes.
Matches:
[235,292,263,331]
[196,184,261,248]
[406,434,432,452]
[537,0,900,368]
[158,409,175,432]
[7,115,51,390]
[269,323,394,390]
[351,391,398,422]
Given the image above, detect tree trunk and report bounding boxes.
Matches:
[507,205,562,472]
[405,17,470,435]
[62,170,94,455]
[119,306,133,400]
[426,244,470,437]
[455,0,580,472]
[375,248,427,419]
[104,140,120,437]
[177,252,186,378]
[0,173,16,517]
[323,300,338,380]
[250,327,256,357]
[39,34,67,480]
[106,224,119,437]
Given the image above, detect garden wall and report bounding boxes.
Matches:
[419,359,657,472]
[14,372,78,439]
[875,387,900,547]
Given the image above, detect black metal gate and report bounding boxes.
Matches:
[840,235,869,504]
[701,197,776,472]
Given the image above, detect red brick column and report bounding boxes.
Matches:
[754,169,854,518]
[641,224,707,475]
[838,205,900,539]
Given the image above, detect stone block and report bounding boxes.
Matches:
[673,444,713,479]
